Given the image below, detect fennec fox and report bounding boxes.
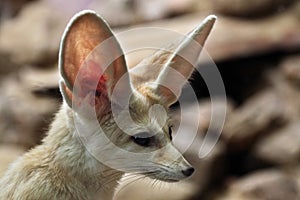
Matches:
[0,10,216,200]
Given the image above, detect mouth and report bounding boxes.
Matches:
[159,178,180,183]
[142,170,182,183]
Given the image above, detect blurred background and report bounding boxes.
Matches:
[0,0,300,199]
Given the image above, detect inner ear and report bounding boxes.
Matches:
[60,12,115,90]
[74,59,108,98]
[59,10,132,108]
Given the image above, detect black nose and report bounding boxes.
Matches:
[181,167,194,177]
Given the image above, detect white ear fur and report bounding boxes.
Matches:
[154,15,216,106]
[58,10,132,108]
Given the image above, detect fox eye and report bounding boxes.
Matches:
[131,133,153,147]
[169,126,173,140]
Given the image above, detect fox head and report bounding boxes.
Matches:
[59,10,215,182]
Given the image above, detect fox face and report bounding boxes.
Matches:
[59,10,216,182]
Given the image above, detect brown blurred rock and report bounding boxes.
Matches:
[0,67,60,148]
[0,0,36,20]
[214,169,300,200]
[0,54,19,77]
[1,0,300,69]
[253,122,300,165]
[172,99,234,135]
[292,167,300,190]
[21,66,59,91]
[267,69,300,120]
[133,0,195,21]
[0,1,67,65]
[212,0,296,17]
[203,8,300,62]
[119,7,300,67]
[281,55,300,87]
[222,90,288,150]
[92,0,198,26]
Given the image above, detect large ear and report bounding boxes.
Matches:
[59,10,132,109]
[136,15,216,106]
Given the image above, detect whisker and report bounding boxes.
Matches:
[115,175,147,196]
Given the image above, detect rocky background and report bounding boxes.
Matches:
[0,0,300,199]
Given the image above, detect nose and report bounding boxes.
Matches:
[181,167,194,177]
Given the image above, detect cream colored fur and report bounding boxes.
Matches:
[0,10,215,200]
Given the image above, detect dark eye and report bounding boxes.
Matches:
[168,126,173,140]
[131,133,153,147]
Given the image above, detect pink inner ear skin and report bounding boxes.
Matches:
[76,60,108,101]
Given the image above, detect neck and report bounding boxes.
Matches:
[44,104,123,199]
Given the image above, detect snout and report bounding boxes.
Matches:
[151,144,195,181]
[156,157,194,182]
[171,146,194,178]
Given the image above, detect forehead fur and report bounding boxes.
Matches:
[129,90,171,131]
